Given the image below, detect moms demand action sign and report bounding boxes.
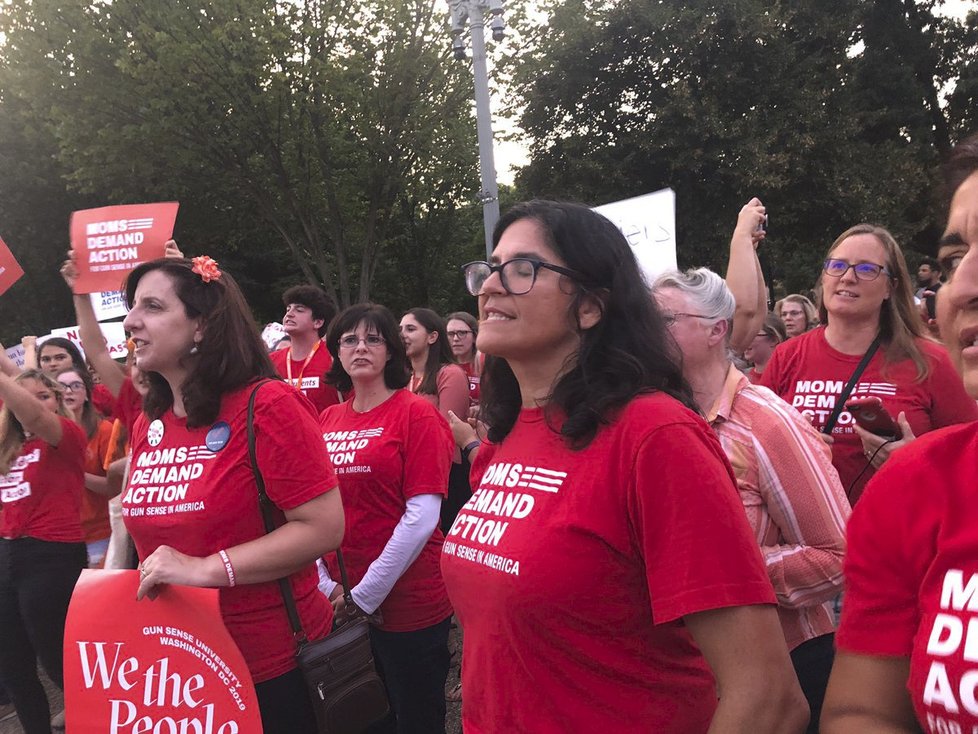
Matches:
[70,202,179,294]
[64,570,263,733]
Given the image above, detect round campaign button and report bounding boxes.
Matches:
[205,421,232,452]
[147,419,165,447]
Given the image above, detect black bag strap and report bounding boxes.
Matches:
[247,380,353,646]
[821,334,883,435]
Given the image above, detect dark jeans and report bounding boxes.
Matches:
[367,617,452,734]
[0,537,86,734]
[790,632,835,734]
[255,666,318,734]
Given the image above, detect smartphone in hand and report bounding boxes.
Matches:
[845,396,902,439]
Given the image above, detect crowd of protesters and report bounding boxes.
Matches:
[0,132,976,734]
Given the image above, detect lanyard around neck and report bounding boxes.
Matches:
[286,341,321,385]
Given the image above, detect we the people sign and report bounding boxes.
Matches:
[70,203,179,294]
[0,235,25,297]
[64,570,263,733]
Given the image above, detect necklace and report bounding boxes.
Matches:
[410,372,423,393]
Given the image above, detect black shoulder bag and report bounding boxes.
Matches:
[820,334,883,435]
[247,381,390,734]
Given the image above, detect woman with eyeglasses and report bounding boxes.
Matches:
[744,313,787,383]
[0,369,88,734]
[761,224,977,503]
[776,294,819,339]
[54,367,121,568]
[441,200,808,733]
[445,312,481,407]
[319,303,455,733]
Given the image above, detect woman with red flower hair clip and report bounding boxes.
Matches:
[119,256,345,734]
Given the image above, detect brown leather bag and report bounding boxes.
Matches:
[248,382,390,733]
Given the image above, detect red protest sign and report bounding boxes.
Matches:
[0,236,25,296]
[70,202,179,294]
[64,570,263,734]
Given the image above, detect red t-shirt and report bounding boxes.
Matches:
[123,380,337,683]
[837,421,978,732]
[440,394,776,733]
[80,419,115,543]
[1,416,86,543]
[459,360,480,404]
[92,383,117,419]
[760,327,977,501]
[319,390,454,632]
[113,377,144,437]
[270,343,340,414]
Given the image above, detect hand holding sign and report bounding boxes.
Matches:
[70,203,179,294]
[64,570,262,734]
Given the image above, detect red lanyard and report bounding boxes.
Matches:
[286,341,320,386]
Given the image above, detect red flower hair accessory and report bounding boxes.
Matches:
[191,255,222,283]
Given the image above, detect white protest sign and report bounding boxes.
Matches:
[90,290,128,322]
[5,344,25,369]
[45,322,128,361]
[593,188,677,285]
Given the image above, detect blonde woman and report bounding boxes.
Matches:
[0,369,88,734]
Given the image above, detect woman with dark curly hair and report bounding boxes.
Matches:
[440,200,808,733]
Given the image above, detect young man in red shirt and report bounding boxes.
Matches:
[269,285,340,413]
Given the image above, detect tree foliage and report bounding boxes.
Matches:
[0,0,484,345]
[510,0,978,296]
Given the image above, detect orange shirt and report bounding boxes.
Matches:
[81,419,117,543]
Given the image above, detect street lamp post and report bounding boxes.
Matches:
[449,0,505,259]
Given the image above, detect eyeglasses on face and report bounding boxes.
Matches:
[338,334,386,349]
[661,312,716,327]
[59,381,86,393]
[822,258,891,281]
[447,330,473,340]
[461,258,586,296]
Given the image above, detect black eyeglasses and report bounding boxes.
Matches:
[823,258,891,281]
[461,258,586,296]
[59,381,86,393]
[447,330,472,339]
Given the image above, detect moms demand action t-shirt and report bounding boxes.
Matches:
[837,422,978,733]
[1,416,86,543]
[319,390,454,632]
[440,394,776,734]
[761,327,977,501]
[123,380,337,683]
[270,345,340,414]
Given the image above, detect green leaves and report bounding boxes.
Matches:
[0,0,482,342]
[510,0,978,294]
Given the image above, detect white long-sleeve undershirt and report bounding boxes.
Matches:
[317,493,442,615]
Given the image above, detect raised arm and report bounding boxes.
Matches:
[61,252,126,397]
[726,197,768,353]
[0,372,64,446]
[0,342,21,377]
[21,335,38,370]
